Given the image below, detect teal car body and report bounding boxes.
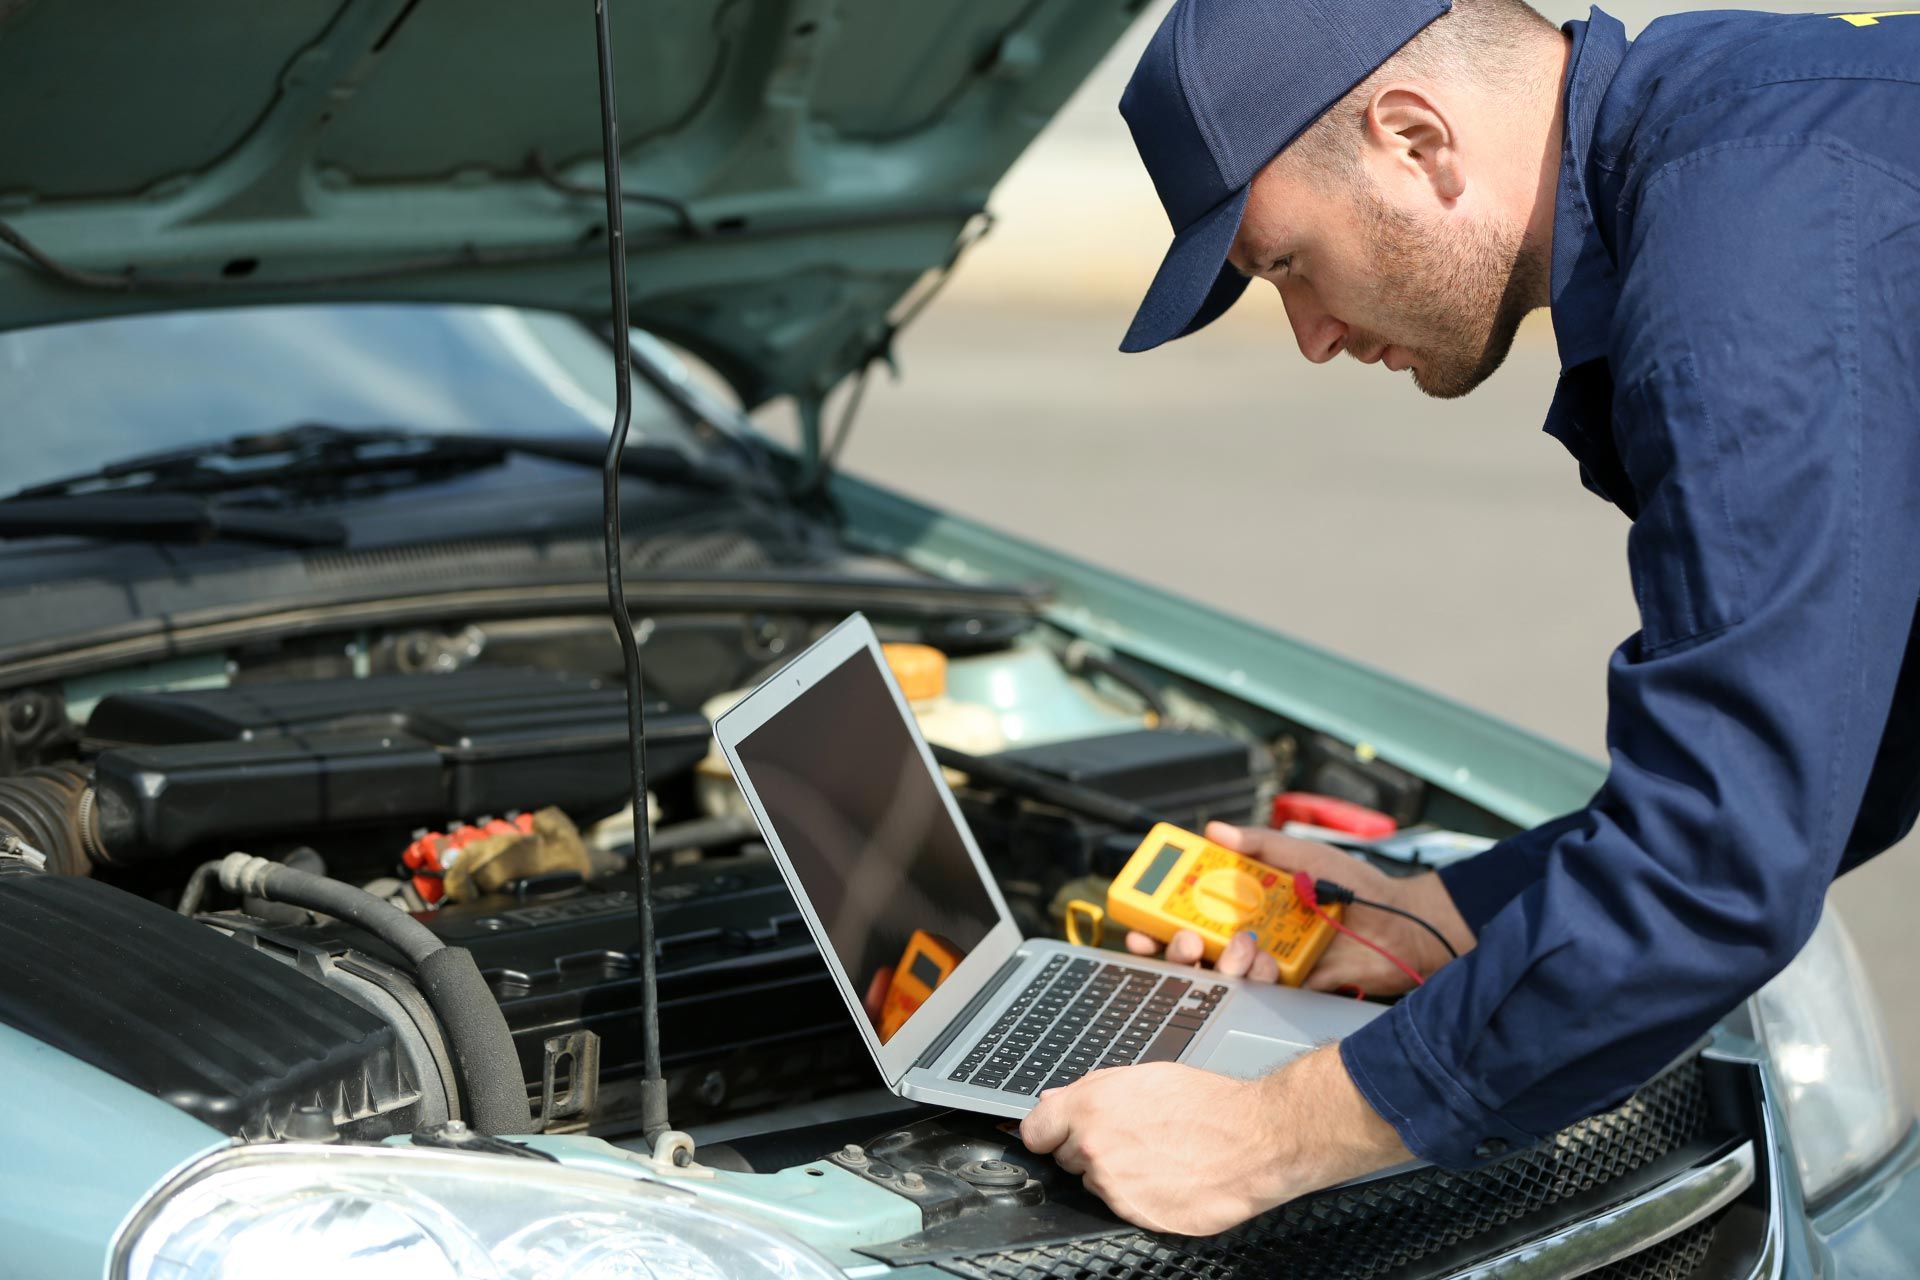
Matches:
[0,1,1913,1277]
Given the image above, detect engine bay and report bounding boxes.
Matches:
[0,605,1494,1145]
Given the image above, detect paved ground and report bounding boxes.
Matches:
[798,294,1920,1107]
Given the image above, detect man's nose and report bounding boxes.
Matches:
[1281,290,1347,363]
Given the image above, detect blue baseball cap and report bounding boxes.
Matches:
[1118,0,1450,353]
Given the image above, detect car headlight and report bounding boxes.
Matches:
[117,1144,844,1280]
[1752,902,1911,1202]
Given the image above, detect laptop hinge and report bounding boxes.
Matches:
[914,950,1025,1072]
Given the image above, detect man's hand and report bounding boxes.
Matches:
[1019,1045,1410,1234]
[1126,821,1474,994]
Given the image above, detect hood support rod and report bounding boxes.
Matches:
[593,0,677,1154]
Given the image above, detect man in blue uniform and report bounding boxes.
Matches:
[1019,0,1920,1234]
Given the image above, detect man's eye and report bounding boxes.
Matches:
[1269,255,1293,277]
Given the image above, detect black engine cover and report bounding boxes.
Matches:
[0,873,418,1139]
[83,669,709,856]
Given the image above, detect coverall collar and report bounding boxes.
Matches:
[1548,7,1629,372]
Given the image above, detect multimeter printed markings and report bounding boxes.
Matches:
[949,955,1228,1094]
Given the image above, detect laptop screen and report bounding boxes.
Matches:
[732,645,1000,1043]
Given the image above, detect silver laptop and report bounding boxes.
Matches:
[714,613,1380,1118]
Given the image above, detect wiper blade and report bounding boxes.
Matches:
[476,432,760,494]
[0,494,347,547]
[15,424,485,500]
[14,422,758,502]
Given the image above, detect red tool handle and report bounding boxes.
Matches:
[1270,792,1397,838]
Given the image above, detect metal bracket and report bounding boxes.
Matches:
[0,834,47,871]
[413,1120,557,1162]
[535,1029,601,1133]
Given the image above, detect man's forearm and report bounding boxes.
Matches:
[1250,1044,1412,1203]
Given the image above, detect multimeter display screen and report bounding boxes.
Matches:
[1132,842,1185,897]
[734,648,999,1043]
[909,949,945,988]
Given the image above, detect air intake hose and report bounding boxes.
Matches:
[217,853,533,1136]
[0,764,97,876]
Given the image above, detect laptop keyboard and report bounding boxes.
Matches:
[947,955,1227,1096]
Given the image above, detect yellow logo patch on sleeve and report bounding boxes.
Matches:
[1832,9,1920,26]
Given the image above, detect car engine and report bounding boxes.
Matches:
[0,611,1378,1142]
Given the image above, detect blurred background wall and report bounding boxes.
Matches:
[775,0,1919,1097]
[941,0,1837,307]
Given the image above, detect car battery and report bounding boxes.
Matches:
[955,727,1271,932]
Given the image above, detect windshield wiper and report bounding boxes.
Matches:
[12,422,760,502]
[0,493,347,547]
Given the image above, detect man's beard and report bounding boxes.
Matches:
[1349,185,1546,400]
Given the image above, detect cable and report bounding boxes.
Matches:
[1063,640,1169,725]
[1292,871,1427,988]
[1315,906,1426,988]
[811,212,996,485]
[1348,894,1461,960]
[819,360,873,474]
[887,212,996,338]
[527,148,699,238]
[1311,878,1460,961]
[591,0,671,1149]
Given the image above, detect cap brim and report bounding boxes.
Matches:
[1118,184,1253,354]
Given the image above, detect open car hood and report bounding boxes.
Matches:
[0,0,1139,406]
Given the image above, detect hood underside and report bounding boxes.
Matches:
[0,0,1140,405]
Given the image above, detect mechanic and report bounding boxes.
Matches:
[1020,0,1920,1234]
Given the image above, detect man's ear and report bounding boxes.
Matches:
[1362,86,1464,204]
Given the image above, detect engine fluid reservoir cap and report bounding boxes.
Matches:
[883,643,948,703]
[956,1158,1026,1188]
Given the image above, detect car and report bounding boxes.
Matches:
[0,3,1914,1278]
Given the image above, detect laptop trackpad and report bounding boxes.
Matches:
[1198,1030,1315,1079]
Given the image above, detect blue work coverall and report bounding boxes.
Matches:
[1339,6,1920,1169]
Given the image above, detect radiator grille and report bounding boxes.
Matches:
[936,1057,1711,1280]
[1588,1216,1719,1280]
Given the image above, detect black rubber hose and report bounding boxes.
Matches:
[1065,643,1171,724]
[176,860,221,916]
[218,854,532,1135]
[414,948,538,1136]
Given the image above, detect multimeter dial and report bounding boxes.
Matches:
[1193,868,1263,925]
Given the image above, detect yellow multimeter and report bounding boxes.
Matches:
[876,929,963,1042]
[1065,823,1342,987]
